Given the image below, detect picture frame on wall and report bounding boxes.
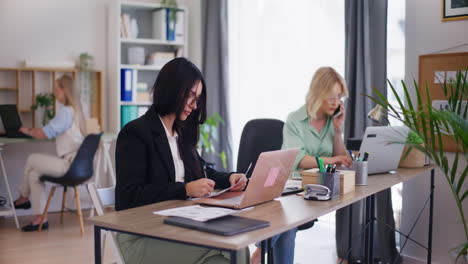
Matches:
[442,0,468,21]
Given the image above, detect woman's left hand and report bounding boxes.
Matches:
[229,173,248,191]
[332,102,345,131]
[19,126,31,135]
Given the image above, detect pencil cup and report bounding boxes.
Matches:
[353,161,368,186]
[319,172,340,198]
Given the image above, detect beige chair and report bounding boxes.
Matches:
[87,183,125,264]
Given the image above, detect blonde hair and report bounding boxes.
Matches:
[305,67,349,120]
[57,75,87,136]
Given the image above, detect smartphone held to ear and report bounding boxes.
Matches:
[333,106,342,118]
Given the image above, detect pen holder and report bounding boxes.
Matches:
[352,160,368,185]
[319,172,340,199]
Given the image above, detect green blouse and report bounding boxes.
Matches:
[282,105,335,171]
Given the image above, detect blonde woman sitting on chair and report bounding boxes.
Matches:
[13,75,86,232]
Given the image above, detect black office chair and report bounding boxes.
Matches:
[38,133,102,236]
[237,119,285,175]
[236,119,315,232]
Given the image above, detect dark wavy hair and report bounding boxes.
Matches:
[152,57,207,182]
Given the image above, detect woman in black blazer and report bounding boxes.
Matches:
[115,58,249,264]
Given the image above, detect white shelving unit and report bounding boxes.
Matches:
[108,1,188,132]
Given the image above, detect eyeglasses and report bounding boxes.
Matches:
[187,91,201,107]
[325,95,345,104]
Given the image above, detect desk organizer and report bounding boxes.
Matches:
[301,168,355,194]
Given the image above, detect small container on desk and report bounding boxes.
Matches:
[352,160,368,185]
[319,172,340,199]
[301,168,355,195]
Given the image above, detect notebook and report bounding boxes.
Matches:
[163,215,270,236]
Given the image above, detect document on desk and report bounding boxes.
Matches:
[154,205,247,222]
[190,180,243,201]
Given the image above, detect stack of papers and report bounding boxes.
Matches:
[154,205,241,222]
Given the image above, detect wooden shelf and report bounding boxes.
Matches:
[19,109,32,113]
[120,101,152,106]
[120,64,162,71]
[120,38,184,46]
[0,87,17,90]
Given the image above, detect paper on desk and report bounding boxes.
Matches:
[154,205,240,222]
[190,180,244,201]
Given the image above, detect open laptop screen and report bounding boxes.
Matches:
[0,104,22,131]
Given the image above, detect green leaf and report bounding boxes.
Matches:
[461,189,468,202]
[401,146,412,161]
[451,151,459,184]
[457,165,468,196]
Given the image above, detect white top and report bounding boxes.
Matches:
[159,115,185,183]
[54,106,84,159]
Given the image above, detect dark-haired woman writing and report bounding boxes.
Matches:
[115,58,249,264]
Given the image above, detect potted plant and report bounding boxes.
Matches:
[367,70,468,261]
[31,93,55,126]
[79,52,93,71]
[199,112,227,169]
[399,130,426,168]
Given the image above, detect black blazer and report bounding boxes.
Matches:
[115,105,232,211]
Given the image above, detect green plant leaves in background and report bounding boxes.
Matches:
[31,93,55,126]
[367,69,468,257]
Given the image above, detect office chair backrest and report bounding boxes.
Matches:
[87,183,115,216]
[236,119,284,176]
[64,133,102,184]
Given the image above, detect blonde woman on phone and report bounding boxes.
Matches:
[14,75,86,232]
[251,66,352,264]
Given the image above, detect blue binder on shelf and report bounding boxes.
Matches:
[166,9,175,41]
[121,68,133,101]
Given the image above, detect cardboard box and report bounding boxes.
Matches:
[301,168,355,194]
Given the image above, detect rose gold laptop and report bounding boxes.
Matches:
[195,149,299,209]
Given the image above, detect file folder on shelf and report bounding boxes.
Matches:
[121,105,138,128]
[121,68,133,102]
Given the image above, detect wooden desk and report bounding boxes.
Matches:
[89,166,435,264]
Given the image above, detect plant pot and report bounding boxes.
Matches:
[399,144,425,168]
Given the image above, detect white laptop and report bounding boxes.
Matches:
[358,126,409,174]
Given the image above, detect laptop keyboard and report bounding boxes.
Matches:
[215,195,244,205]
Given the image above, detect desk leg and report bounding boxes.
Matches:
[369,194,375,264]
[261,240,266,264]
[347,203,353,262]
[365,195,375,264]
[230,250,237,264]
[267,238,274,264]
[0,149,20,229]
[94,226,102,264]
[427,168,434,263]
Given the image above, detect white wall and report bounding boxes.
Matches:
[404,0,468,263]
[0,0,202,215]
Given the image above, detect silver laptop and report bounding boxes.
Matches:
[359,126,409,174]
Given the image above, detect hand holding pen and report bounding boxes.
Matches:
[228,162,251,192]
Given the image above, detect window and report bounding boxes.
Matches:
[387,0,406,249]
[228,0,345,167]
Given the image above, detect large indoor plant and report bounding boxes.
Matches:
[367,70,468,260]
